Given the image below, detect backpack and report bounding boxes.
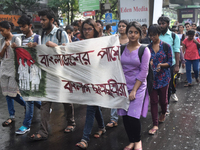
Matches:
[41,28,64,45]
[162,41,171,67]
[121,45,154,95]
[171,32,176,46]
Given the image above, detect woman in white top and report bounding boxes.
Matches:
[0,21,26,127]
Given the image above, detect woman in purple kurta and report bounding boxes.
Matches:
[118,22,150,150]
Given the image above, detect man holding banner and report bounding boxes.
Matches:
[29,9,76,141]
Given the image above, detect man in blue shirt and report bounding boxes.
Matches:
[29,9,76,141]
[158,16,180,113]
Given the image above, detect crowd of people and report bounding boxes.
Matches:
[0,8,200,150]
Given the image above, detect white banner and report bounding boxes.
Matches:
[119,0,149,26]
[15,35,129,110]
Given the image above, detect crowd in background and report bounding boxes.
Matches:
[0,8,200,150]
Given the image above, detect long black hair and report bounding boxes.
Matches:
[117,20,129,33]
[148,24,161,35]
[126,21,142,36]
[80,18,99,39]
[118,20,129,27]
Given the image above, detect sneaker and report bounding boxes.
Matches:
[171,93,178,102]
[166,104,170,115]
[15,126,30,135]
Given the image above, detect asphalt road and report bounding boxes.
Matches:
[0,74,199,150]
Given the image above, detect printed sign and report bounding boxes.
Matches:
[0,14,21,26]
[119,0,149,26]
[14,35,129,110]
[79,0,100,12]
[178,8,195,24]
[83,11,96,17]
[105,13,112,24]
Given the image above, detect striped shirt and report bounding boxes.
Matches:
[22,33,41,46]
[42,26,69,45]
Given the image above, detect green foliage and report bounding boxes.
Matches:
[48,0,79,24]
[48,0,119,24]
[0,0,40,14]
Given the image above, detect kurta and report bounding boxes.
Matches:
[0,37,21,97]
[118,46,150,119]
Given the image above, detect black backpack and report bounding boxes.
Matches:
[171,32,176,46]
[162,41,171,66]
[41,28,64,45]
[121,45,154,95]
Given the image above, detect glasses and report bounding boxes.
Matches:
[83,28,94,32]
[118,25,126,28]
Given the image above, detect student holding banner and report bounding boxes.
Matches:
[118,21,150,150]
[29,9,75,141]
[76,18,106,149]
[0,21,26,127]
[13,14,42,135]
[106,20,129,129]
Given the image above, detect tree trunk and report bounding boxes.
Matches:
[67,3,70,25]
[71,3,74,24]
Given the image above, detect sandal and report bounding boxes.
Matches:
[64,125,76,133]
[94,128,106,138]
[29,133,48,141]
[148,128,158,135]
[2,118,15,127]
[135,148,142,150]
[124,147,133,150]
[159,114,166,123]
[76,139,88,149]
[124,144,134,150]
[184,83,193,87]
[106,120,118,128]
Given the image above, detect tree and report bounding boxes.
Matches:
[0,0,40,14]
[48,0,79,25]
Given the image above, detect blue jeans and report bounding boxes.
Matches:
[6,94,26,118]
[185,59,199,84]
[82,106,105,142]
[23,101,41,128]
[110,108,118,122]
